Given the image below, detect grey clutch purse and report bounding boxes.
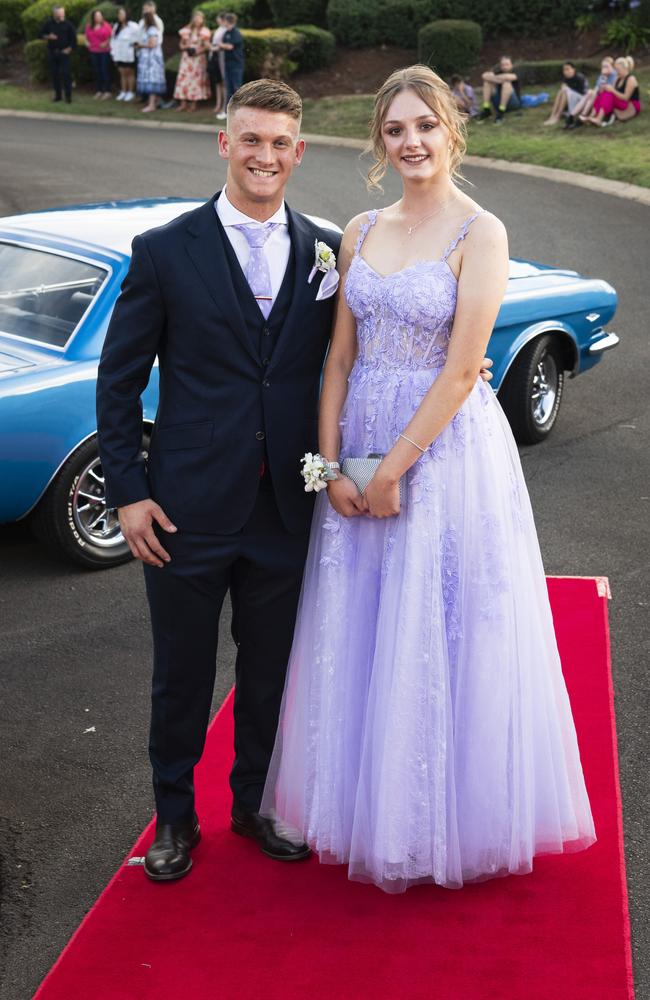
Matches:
[340,455,405,503]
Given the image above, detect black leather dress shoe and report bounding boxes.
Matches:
[231,807,311,861]
[144,813,201,881]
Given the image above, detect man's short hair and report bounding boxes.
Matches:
[228,79,303,123]
[52,4,63,10]
[224,11,237,23]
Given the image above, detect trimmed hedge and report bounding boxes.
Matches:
[326,0,378,47]
[195,0,255,28]
[418,19,481,76]
[0,0,32,39]
[290,22,334,70]
[328,0,589,44]
[242,26,301,78]
[513,59,598,86]
[160,0,270,32]
[24,34,94,82]
[22,0,94,39]
[269,0,326,28]
[328,0,443,48]
[78,2,119,29]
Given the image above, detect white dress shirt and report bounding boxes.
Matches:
[215,188,291,308]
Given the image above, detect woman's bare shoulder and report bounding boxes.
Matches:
[468,209,508,248]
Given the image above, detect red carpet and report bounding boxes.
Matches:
[36,577,634,1000]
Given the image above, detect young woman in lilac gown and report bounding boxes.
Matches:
[261,65,595,893]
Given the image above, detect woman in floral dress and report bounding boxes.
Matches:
[174,10,211,112]
[135,11,166,113]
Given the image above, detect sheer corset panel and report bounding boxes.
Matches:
[345,209,484,372]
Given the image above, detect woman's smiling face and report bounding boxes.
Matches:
[381,88,451,183]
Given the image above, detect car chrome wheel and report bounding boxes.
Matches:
[30,433,149,569]
[71,457,123,548]
[531,353,558,428]
[498,334,565,445]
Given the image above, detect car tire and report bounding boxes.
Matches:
[498,335,565,445]
[30,434,149,570]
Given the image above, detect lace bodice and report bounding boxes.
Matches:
[345,209,483,371]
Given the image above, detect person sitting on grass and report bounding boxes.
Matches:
[543,61,589,127]
[583,56,641,128]
[450,73,478,117]
[566,56,616,127]
[477,56,521,125]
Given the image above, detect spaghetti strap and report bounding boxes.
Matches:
[354,209,380,256]
[440,210,484,263]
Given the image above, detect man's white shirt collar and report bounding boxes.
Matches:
[217,187,287,228]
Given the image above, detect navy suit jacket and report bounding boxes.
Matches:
[96,193,342,535]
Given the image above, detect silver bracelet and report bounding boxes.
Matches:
[399,432,427,454]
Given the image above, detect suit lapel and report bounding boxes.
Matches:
[184,193,260,366]
[267,206,315,373]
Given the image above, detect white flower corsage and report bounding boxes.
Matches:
[300,452,332,492]
[308,240,339,301]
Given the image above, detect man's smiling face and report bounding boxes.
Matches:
[218,107,305,208]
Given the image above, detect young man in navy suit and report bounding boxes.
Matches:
[97,80,342,879]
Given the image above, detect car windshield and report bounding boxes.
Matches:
[0,242,107,348]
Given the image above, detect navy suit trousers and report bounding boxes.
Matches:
[144,479,310,824]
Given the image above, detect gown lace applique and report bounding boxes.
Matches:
[261,208,596,893]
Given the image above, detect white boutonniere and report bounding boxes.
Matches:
[308,239,339,301]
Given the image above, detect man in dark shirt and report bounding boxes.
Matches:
[478,55,521,125]
[41,4,77,103]
[216,12,245,119]
[543,62,589,127]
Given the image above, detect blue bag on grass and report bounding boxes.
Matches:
[520,92,550,107]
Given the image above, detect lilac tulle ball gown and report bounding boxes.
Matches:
[261,209,596,893]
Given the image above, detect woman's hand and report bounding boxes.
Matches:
[363,470,401,519]
[327,477,366,518]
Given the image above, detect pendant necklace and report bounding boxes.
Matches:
[404,199,452,236]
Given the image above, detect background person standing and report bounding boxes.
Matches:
[173,10,211,112]
[111,7,139,101]
[134,9,166,112]
[209,11,227,116]
[40,4,76,103]
[85,8,113,99]
[217,11,244,119]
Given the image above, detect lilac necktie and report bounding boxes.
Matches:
[231,222,281,319]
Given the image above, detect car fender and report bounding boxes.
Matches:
[0,365,159,523]
[489,321,580,392]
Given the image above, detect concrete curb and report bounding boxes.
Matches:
[2,107,649,206]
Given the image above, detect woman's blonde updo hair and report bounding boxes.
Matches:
[366,65,467,192]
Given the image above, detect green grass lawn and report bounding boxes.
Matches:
[1,71,649,188]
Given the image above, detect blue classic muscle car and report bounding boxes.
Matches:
[0,199,618,569]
